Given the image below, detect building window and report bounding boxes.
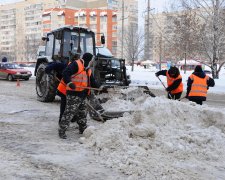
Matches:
[100,16,107,22]
[112,16,117,22]
[90,16,96,22]
[79,16,86,22]
[43,15,51,21]
[112,25,117,30]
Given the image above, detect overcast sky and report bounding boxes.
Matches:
[0,0,169,29]
[138,0,170,29]
[0,0,22,4]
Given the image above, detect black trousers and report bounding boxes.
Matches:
[189,99,203,105]
[168,92,182,100]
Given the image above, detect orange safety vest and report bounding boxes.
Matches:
[166,71,183,94]
[189,74,209,97]
[57,60,92,95]
[57,62,71,96]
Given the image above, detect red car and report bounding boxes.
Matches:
[0,62,32,81]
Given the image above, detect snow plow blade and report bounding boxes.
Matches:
[93,110,135,121]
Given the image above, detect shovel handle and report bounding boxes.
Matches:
[157,76,173,99]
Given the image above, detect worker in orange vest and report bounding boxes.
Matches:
[186,65,215,105]
[155,66,183,100]
[58,52,100,139]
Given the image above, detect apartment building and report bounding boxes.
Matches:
[42,8,117,54]
[0,0,61,62]
[0,0,137,62]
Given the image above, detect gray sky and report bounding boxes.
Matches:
[0,0,169,29]
[0,0,169,9]
[0,0,22,4]
[138,0,171,29]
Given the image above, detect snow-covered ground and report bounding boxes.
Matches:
[127,65,225,94]
[0,65,224,179]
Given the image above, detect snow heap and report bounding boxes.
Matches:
[81,91,225,179]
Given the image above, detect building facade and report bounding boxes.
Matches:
[0,0,137,62]
[0,0,61,62]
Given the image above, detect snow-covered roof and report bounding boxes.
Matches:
[177,59,202,65]
[100,11,107,16]
[141,60,155,65]
[43,11,51,16]
[75,11,86,17]
[90,11,96,16]
[57,10,64,16]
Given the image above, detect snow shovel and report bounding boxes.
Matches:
[157,76,173,99]
[86,100,105,122]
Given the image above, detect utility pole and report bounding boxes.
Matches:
[212,0,219,79]
[145,0,150,60]
[121,0,124,59]
[159,33,162,70]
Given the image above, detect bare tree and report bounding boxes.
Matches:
[25,34,41,62]
[123,24,145,71]
[180,0,225,78]
[169,9,202,73]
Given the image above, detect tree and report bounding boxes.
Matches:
[25,34,42,62]
[170,9,202,73]
[180,0,225,79]
[123,24,145,71]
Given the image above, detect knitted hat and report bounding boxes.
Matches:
[194,65,203,72]
[168,66,179,77]
[82,53,93,67]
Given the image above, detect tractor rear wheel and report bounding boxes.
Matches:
[36,63,57,102]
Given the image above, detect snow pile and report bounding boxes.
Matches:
[82,94,225,179]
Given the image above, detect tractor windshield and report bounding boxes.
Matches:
[80,33,94,55]
[63,31,94,58]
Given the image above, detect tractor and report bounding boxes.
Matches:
[35,26,131,102]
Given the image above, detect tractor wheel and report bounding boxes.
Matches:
[36,63,57,102]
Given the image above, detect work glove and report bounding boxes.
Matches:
[166,87,170,92]
[155,72,159,77]
[67,82,76,90]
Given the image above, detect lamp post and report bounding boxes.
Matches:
[121,0,125,59]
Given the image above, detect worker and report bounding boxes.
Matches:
[58,52,100,139]
[155,66,183,100]
[186,65,215,105]
[45,54,80,124]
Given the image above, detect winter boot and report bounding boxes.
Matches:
[58,128,67,139]
[79,125,87,134]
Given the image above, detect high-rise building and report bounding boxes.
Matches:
[0,0,138,62]
[42,8,117,54]
[0,0,61,62]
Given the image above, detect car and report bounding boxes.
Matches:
[0,62,32,81]
[204,70,212,74]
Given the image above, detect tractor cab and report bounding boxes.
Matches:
[41,26,96,63]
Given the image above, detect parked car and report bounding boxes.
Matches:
[0,62,32,81]
[204,70,212,74]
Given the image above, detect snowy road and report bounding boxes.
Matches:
[1,78,225,179]
[0,79,125,179]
